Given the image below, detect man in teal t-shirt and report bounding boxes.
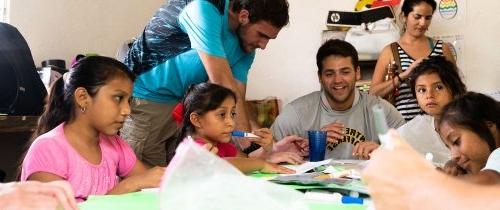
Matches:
[122,0,290,166]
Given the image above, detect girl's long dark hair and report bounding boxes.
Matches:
[17,56,134,180]
[176,83,236,144]
[439,92,500,152]
[33,56,135,138]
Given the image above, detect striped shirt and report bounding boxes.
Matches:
[395,39,444,121]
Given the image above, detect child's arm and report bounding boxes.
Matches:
[232,130,303,165]
[224,157,294,174]
[246,146,304,165]
[234,129,272,158]
[27,172,66,182]
[107,161,165,195]
[236,149,248,158]
[458,170,500,185]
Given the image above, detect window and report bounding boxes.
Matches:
[0,0,8,22]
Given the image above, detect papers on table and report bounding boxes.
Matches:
[324,160,367,180]
[283,159,332,174]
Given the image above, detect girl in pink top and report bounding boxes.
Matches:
[175,83,294,174]
[21,56,164,202]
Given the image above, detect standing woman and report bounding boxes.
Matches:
[369,0,456,121]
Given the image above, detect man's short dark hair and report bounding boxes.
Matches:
[231,0,289,28]
[316,39,359,75]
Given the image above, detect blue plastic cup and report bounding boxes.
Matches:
[308,130,327,162]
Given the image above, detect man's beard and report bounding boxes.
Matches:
[324,85,354,110]
[236,25,252,53]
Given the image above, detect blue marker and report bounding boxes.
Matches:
[341,195,364,204]
[231,130,259,138]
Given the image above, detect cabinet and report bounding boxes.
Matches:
[357,59,377,92]
[0,116,39,182]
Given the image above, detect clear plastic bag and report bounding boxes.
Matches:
[397,115,450,165]
[345,17,400,56]
[159,139,308,210]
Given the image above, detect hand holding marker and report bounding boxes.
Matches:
[372,105,434,162]
[372,104,393,150]
[232,130,259,138]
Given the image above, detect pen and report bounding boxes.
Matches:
[372,105,393,150]
[231,130,259,138]
[425,152,433,161]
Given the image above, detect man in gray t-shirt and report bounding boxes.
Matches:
[271,39,405,160]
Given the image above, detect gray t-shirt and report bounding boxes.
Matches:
[272,90,405,159]
[398,115,450,165]
[482,148,500,172]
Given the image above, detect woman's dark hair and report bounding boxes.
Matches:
[439,92,500,152]
[176,83,236,144]
[409,56,466,99]
[33,56,135,138]
[401,0,437,16]
[231,0,289,28]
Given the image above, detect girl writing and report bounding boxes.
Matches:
[176,82,296,174]
[439,92,500,184]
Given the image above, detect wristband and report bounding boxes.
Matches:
[242,142,261,154]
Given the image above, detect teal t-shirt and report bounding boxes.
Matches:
[132,0,255,103]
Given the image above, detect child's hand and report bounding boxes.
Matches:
[250,128,274,153]
[260,162,295,174]
[141,167,165,188]
[399,57,425,80]
[441,160,467,176]
[273,135,309,156]
[266,152,304,165]
[203,143,219,155]
[362,129,436,210]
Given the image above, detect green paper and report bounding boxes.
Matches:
[79,191,159,210]
[80,191,366,210]
[250,172,368,193]
[79,173,368,210]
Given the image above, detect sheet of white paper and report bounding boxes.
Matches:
[282,159,332,174]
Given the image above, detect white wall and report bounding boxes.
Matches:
[461,0,500,93]
[247,0,356,107]
[8,0,500,105]
[247,0,500,107]
[10,0,164,67]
